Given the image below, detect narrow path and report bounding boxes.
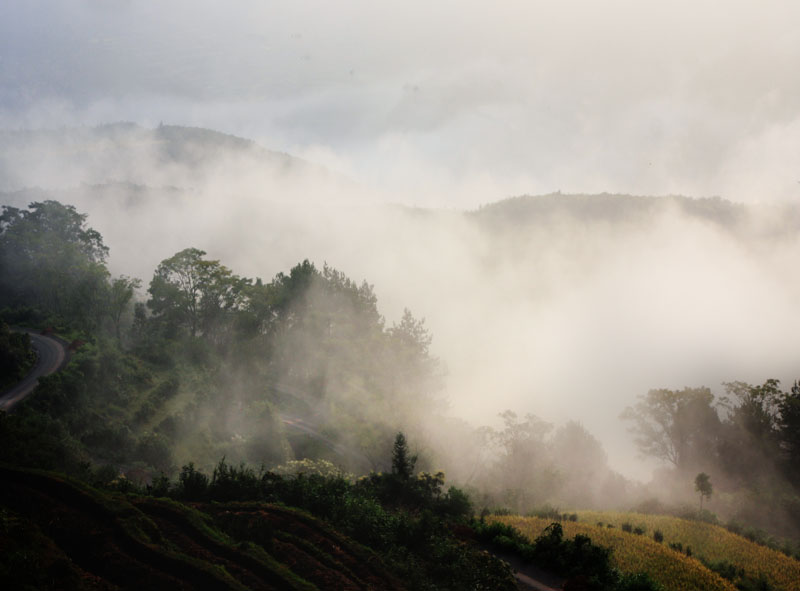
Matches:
[0,330,69,411]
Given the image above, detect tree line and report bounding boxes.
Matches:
[622,382,800,538]
[0,199,440,476]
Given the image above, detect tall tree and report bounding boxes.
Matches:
[147,247,248,340]
[0,200,109,327]
[778,382,800,486]
[488,410,557,511]
[716,380,782,487]
[621,387,721,471]
[391,432,417,481]
[107,275,141,341]
[694,472,713,510]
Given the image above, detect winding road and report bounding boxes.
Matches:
[0,330,69,411]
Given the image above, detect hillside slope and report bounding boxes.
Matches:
[494,513,800,591]
[0,465,403,591]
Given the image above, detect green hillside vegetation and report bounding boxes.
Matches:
[3,189,800,589]
[0,464,402,590]
[0,320,34,389]
[0,200,442,478]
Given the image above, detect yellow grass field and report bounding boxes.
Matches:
[576,511,800,591]
[491,513,800,591]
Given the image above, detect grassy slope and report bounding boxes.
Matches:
[0,465,403,591]
[493,515,737,591]
[576,511,800,591]
[495,512,800,591]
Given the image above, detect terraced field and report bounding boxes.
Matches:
[0,465,402,591]
[492,512,800,591]
[575,511,800,591]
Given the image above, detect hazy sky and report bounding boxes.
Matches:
[2,1,800,207]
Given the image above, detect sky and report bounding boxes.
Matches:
[2,1,800,207]
[2,1,800,481]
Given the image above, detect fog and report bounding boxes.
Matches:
[3,1,800,205]
[3,2,800,482]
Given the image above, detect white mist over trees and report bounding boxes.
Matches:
[4,125,800,481]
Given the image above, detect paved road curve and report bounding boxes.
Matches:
[0,331,68,411]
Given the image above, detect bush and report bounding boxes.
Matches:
[621,522,633,533]
[615,572,664,591]
[177,462,209,500]
[653,530,663,543]
[726,520,743,535]
[208,458,261,502]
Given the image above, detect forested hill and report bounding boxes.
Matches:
[469,192,800,240]
[3,122,796,237]
[0,123,344,193]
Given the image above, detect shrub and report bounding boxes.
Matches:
[621,522,633,533]
[653,530,663,543]
[177,462,209,500]
[615,572,664,591]
[726,520,743,535]
[208,458,261,502]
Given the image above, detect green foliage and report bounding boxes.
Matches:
[703,559,774,591]
[177,462,209,500]
[208,458,261,502]
[778,382,800,487]
[0,322,34,389]
[620,387,719,470]
[0,201,111,330]
[473,520,660,590]
[0,410,85,473]
[144,436,500,591]
[694,472,713,510]
[615,572,664,591]
[147,247,249,341]
[391,431,416,480]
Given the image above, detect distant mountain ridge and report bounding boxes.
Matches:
[468,192,800,241]
[0,123,340,192]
